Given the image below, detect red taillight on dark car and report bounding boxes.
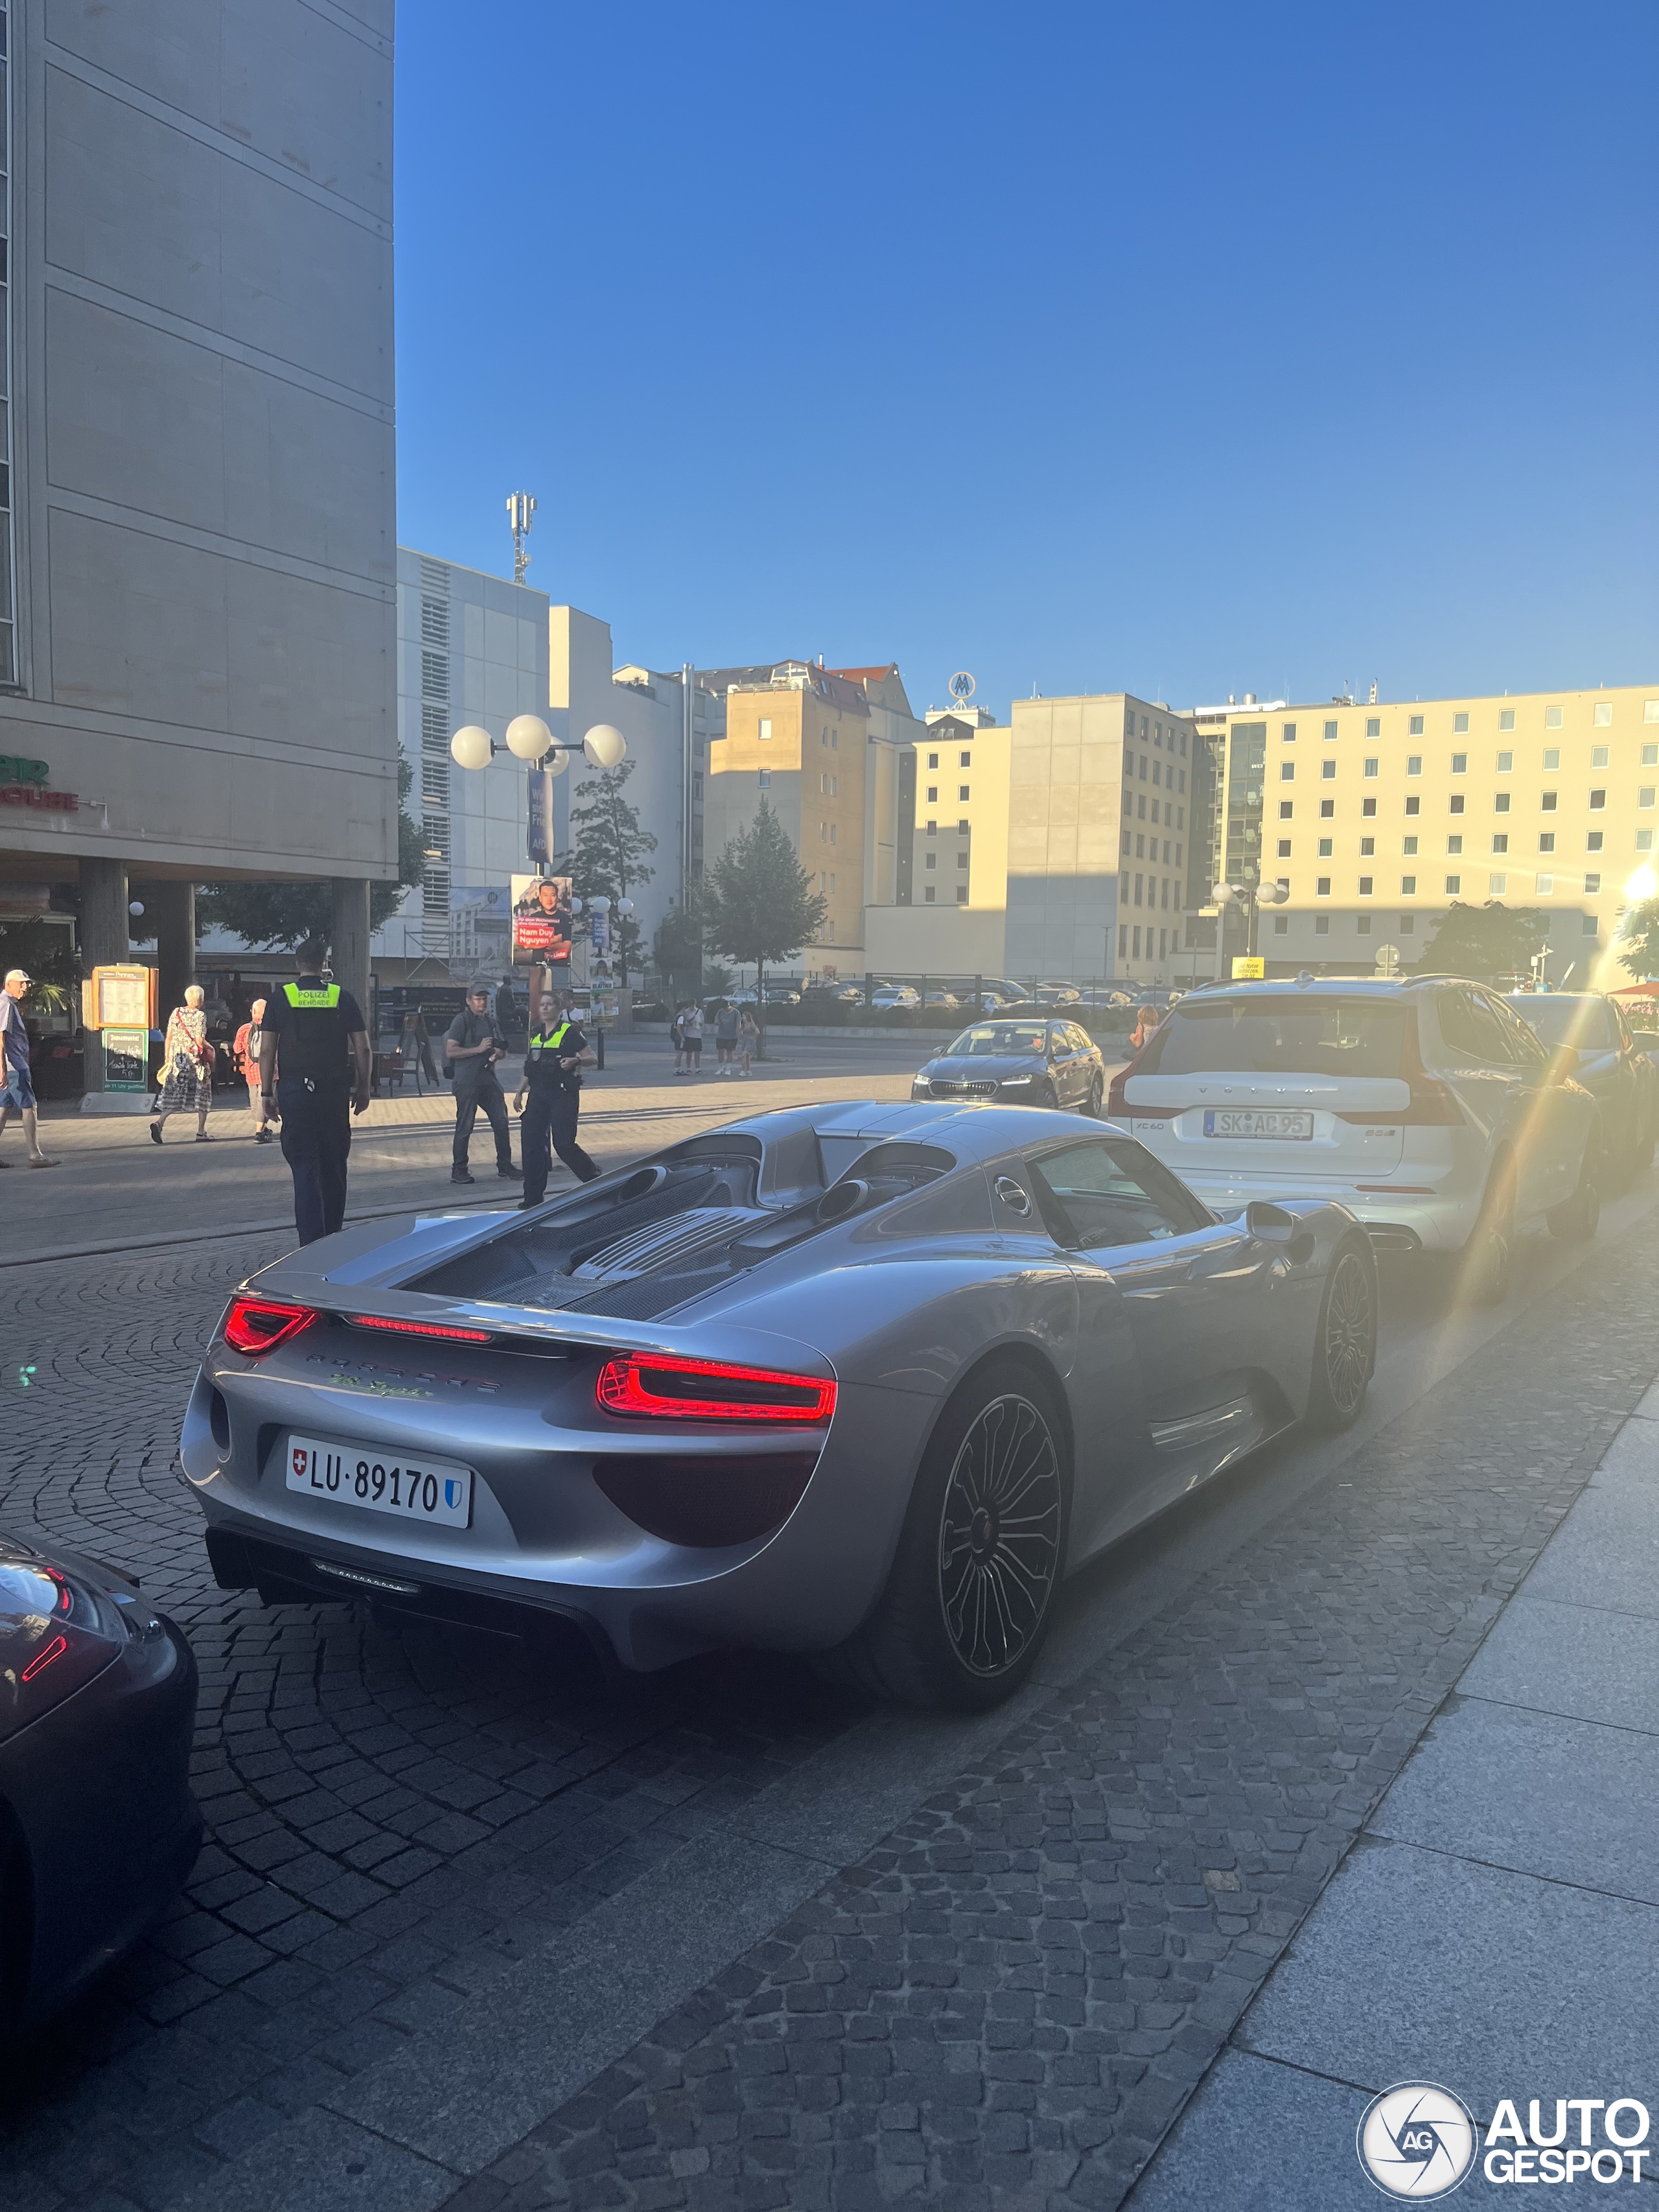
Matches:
[596,1352,837,1425]
[222,1297,318,1357]
[346,1315,493,1345]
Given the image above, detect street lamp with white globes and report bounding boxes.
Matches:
[1211,879,1286,979]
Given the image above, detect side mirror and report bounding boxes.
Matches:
[1245,1200,1296,1244]
[1548,1045,1580,1084]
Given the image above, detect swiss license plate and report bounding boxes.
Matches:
[1203,1109,1315,1140]
[284,1434,474,1528]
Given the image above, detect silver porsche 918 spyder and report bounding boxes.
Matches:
[181,1102,1377,1710]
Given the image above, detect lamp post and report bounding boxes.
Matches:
[449,717,628,872]
[1211,880,1288,979]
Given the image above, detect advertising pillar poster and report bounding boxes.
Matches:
[511,875,572,967]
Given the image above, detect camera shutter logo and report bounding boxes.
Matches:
[1357,2082,1478,2200]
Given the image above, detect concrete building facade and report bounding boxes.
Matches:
[1197,683,1659,979]
[0,0,398,1047]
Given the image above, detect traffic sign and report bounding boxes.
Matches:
[1231,956,1266,980]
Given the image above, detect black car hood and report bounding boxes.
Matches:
[920,1054,1047,1080]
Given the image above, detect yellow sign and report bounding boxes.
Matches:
[1231,956,1266,980]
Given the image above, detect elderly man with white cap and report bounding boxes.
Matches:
[0,967,57,1168]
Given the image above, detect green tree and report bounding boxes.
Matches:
[702,801,828,1005]
[196,758,424,947]
[653,896,704,1003]
[1617,897,1659,981]
[557,758,656,979]
[1413,900,1549,983]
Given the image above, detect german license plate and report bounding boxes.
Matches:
[1203,1109,1314,1140]
[284,1434,473,1528]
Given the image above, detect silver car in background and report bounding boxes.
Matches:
[1109,975,1601,1303]
[182,1100,1375,1712]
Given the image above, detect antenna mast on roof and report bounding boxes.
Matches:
[507,492,536,586]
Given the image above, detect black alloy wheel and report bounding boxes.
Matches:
[936,1393,1063,1679]
[1039,1080,1059,1109]
[1548,1135,1601,1242]
[1464,1161,1516,1307]
[1306,1244,1376,1430]
[1086,1075,1104,1118]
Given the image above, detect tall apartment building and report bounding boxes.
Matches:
[863,703,1011,977]
[0,0,397,1058]
[1196,684,1659,977]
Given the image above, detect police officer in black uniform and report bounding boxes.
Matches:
[512,972,599,1206]
[257,936,371,1244]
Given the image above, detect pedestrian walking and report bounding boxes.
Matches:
[737,1004,760,1077]
[681,999,704,1075]
[150,985,215,1144]
[233,998,275,1142]
[513,975,599,1207]
[0,968,57,1169]
[714,998,739,1075]
[671,1003,688,1076]
[445,982,521,1186]
[257,937,371,1245]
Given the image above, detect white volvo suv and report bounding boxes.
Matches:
[1107,975,1602,1301]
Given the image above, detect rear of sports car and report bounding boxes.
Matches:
[182,1132,953,1671]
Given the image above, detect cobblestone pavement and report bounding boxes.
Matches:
[444,1220,1659,2212]
[0,1234,874,2212]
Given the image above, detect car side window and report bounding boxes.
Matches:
[1069,1024,1093,1053]
[1028,1138,1212,1248]
[1437,988,1513,1067]
[1495,1001,1549,1067]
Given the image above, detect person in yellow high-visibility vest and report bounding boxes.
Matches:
[512,970,599,1207]
[257,937,371,1244]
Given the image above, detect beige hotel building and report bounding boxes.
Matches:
[1196,683,1658,980]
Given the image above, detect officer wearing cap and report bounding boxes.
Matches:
[512,970,599,1206]
[257,936,371,1244]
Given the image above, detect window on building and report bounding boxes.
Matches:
[1592,701,1612,727]
[1152,762,1162,787]
[1359,876,1374,895]
[1357,914,1373,935]
[1544,749,1560,771]
[958,818,969,833]
[1495,793,1511,813]
[926,786,938,802]
[1402,876,1417,894]
[1364,758,1379,778]
[1282,722,1297,741]
[1139,755,1148,778]
[1137,795,1147,819]
[927,751,938,767]
[1491,873,1507,892]
[1537,874,1553,892]
[1445,875,1461,892]
[1405,795,1420,815]
[1119,925,1128,957]
[1141,716,1149,737]
[1492,833,1509,854]
[831,730,838,750]
[1360,836,1375,856]
[1320,759,1335,780]
[1647,742,1659,764]
[1539,832,1555,852]
[1585,872,1601,893]
[958,785,970,801]
[1546,706,1564,728]
[1404,835,1419,855]
[924,852,936,870]
[1542,791,1557,811]
[1580,913,1597,937]
[758,717,772,741]
[960,751,971,767]
[1318,798,1334,820]
[1273,913,1289,935]
[1317,876,1331,895]
[1407,756,1422,776]
[1278,839,1292,857]
[1325,719,1339,740]
[1450,794,1465,814]
[758,768,771,787]
[1640,830,1656,851]
[1135,834,1144,857]
[1640,787,1657,809]
[830,823,837,844]
[957,850,969,869]
[1410,715,1424,735]
[1282,762,1295,781]
[1366,717,1381,738]
[1589,788,1606,810]
[1447,836,1463,855]
[1592,745,1610,767]
[1362,797,1378,818]
[1454,712,1470,733]
[1400,914,1416,934]
[926,819,936,836]
[1586,831,1603,852]
[1132,926,1141,957]
[1280,800,1294,819]
[1499,708,1516,731]
[1315,916,1330,935]
[1318,837,1333,857]
[924,886,935,903]
[956,885,968,903]
[1497,751,1514,772]
[1451,753,1467,774]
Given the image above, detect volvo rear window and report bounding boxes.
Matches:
[1139,998,1409,1080]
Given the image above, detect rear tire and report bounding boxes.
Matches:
[1304,1242,1376,1431]
[1085,1075,1104,1118]
[1038,1082,1059,1110]
[1548,1136,1601,1242]
[1463,1161,1515,1306]
[820,1359,1069,1712]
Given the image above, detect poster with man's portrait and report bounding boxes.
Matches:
[511,874,572,966]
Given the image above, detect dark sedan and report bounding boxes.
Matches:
[913,1017,1107,1113]
[0,1533,199,2034]
[1507,992,1658,1180]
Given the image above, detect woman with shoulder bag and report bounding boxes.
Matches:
[150,984,215,1144]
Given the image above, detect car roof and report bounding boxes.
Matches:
[1505,990,1605,1007]
[1167,976,1434,1007]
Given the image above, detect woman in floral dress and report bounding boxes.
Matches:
[150,984,215,1143]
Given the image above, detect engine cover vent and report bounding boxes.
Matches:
[570,1207,768,1284]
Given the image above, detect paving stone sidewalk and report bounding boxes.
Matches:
[447,1226,1659,2212]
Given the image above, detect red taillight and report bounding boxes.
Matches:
[21,1635,67,1683]
[347,1315,493,1345]
[222,1297,318,1357]
[1106,1067,1130,1119]
[596,1352,837,1425]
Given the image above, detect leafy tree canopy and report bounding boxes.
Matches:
[702,802,828,992]
[556,758,656,977]
[1413,900,1549,983]
[1618,896,1659,983]
[196,758,423,948]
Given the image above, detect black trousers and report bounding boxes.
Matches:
[276,1078,352,1245]
[522,1088,598,1202]
[453,1073,512,1169]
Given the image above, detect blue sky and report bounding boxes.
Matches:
[395,2,1656,723]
